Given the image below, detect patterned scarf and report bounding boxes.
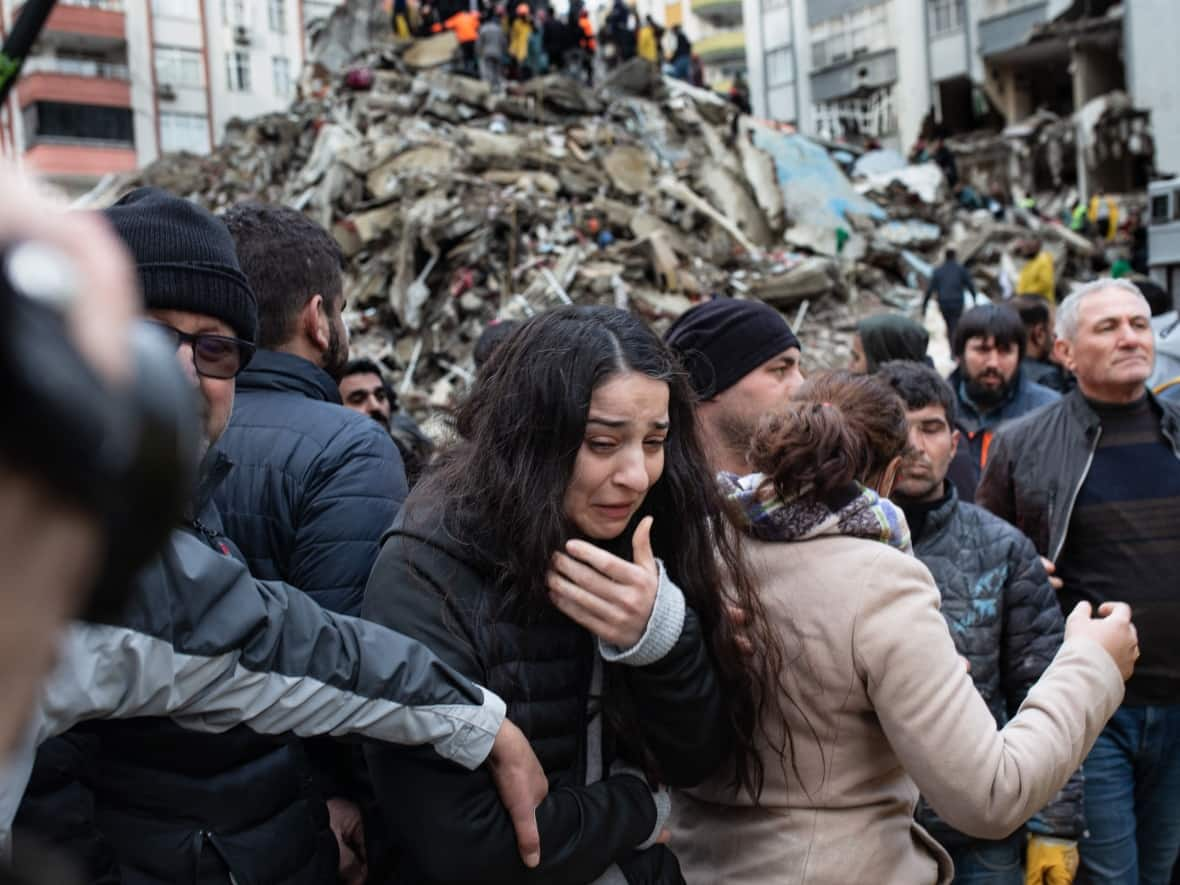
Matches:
[718,471,912,554]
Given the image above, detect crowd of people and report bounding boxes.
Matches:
[403,0,705,88]
[0,163,1176,885]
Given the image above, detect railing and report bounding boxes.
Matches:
[58,0,125,10]
[22,56,130,79]
[812,87,896,141]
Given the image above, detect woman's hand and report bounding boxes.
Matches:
[1064,601,1139,680]
[547,516,658,649]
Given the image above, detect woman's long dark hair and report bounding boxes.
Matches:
[413,305,783,796]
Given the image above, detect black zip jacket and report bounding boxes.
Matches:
[362,501,729,884]
[908,485,1081,846]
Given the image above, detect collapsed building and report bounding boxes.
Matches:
[82,0,1125,423]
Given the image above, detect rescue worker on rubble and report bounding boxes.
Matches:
[978,278,1180,885]
[636,15,659,67]
[1088,190,1119,242]
[362,305,782,884]
[945,302,1059,502]
[477,6,507,89]
[669,368,1137,884]
[444,6,481,76]
[1018,238,1057,304]
[882,361,1086,885]
[508,4,532,80]
[668,25,691,80]
[576,7,596,82]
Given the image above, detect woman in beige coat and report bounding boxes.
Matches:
[671,372,1138,885]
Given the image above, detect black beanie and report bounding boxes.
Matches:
[103,187,258,343]
[665,298,801,398]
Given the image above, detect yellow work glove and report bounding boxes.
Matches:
[1026,835,1079,885]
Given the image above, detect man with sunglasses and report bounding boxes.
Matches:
[13,189,545,884]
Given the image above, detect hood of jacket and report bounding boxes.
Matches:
[235,349,341,404]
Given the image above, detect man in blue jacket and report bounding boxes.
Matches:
[217,202,406,617]
[215,203,409,880]
[945,302,1059,501]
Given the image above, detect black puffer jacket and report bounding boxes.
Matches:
[906,485,1082,846]
[362,501,729,884]
[15,455,337,884]
[214,349,406,617]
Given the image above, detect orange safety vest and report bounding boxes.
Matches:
[579,15,596,51]
[445,10,480,43]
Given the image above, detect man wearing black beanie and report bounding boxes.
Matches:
[13,188,547,885]
[665,297,804,475]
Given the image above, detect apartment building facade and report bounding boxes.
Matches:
[744,0,1179,181]
[0,0,340,195]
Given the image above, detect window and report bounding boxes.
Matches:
[765,46,794,87]
[272,56,291,98]
[810,2,889,68]
[160,112,211,154]
[152,0,195,18]
[24,101,133,144]
[1174,190,1180,222]
[221,0,247,26]
[226,50,251,92]
[268,0,287,33]
[154,47,204,88]
[1151,194,1170,224]
[929,0,964,36]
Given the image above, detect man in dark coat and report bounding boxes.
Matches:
[881,360,1083,884]
[216,203,407,880]
[923,248,975,340]
[218,203,406,617]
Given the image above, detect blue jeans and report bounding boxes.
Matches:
[1078,704,1180,884]
[948,833,1024,884]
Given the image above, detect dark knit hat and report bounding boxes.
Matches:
[665,298,800,398]
[103,188,258,343]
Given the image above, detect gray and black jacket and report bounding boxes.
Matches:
[906,485,1081,846]
[977,387,1180,564]
[7,453,503,883]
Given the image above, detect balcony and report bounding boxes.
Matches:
[977,0,1046,58]
[17,59,131,109]
[694,29,746,65]
[23,142,137,179]
[691,0,742,26]
[13,0,126,44]
[809,47,897,103]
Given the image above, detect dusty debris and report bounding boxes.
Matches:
[86,0,1142,425]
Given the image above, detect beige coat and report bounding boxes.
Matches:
[671,533,1124,885]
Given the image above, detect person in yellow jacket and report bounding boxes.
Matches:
[636,17,658,64]
[1017,239,1056,304]
[1087,191,1119,241]
[508,4,532,77]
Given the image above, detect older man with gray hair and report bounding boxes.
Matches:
[978,278,1180,884]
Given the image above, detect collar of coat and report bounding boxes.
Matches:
[234,349,342,405]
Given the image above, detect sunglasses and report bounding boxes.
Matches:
[146,320,256,379]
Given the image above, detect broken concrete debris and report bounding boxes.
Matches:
[87,7,1140,424]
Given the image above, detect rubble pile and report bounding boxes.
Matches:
[92,5,1121,421]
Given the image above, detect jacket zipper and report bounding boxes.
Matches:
[1051,426,1101,563]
